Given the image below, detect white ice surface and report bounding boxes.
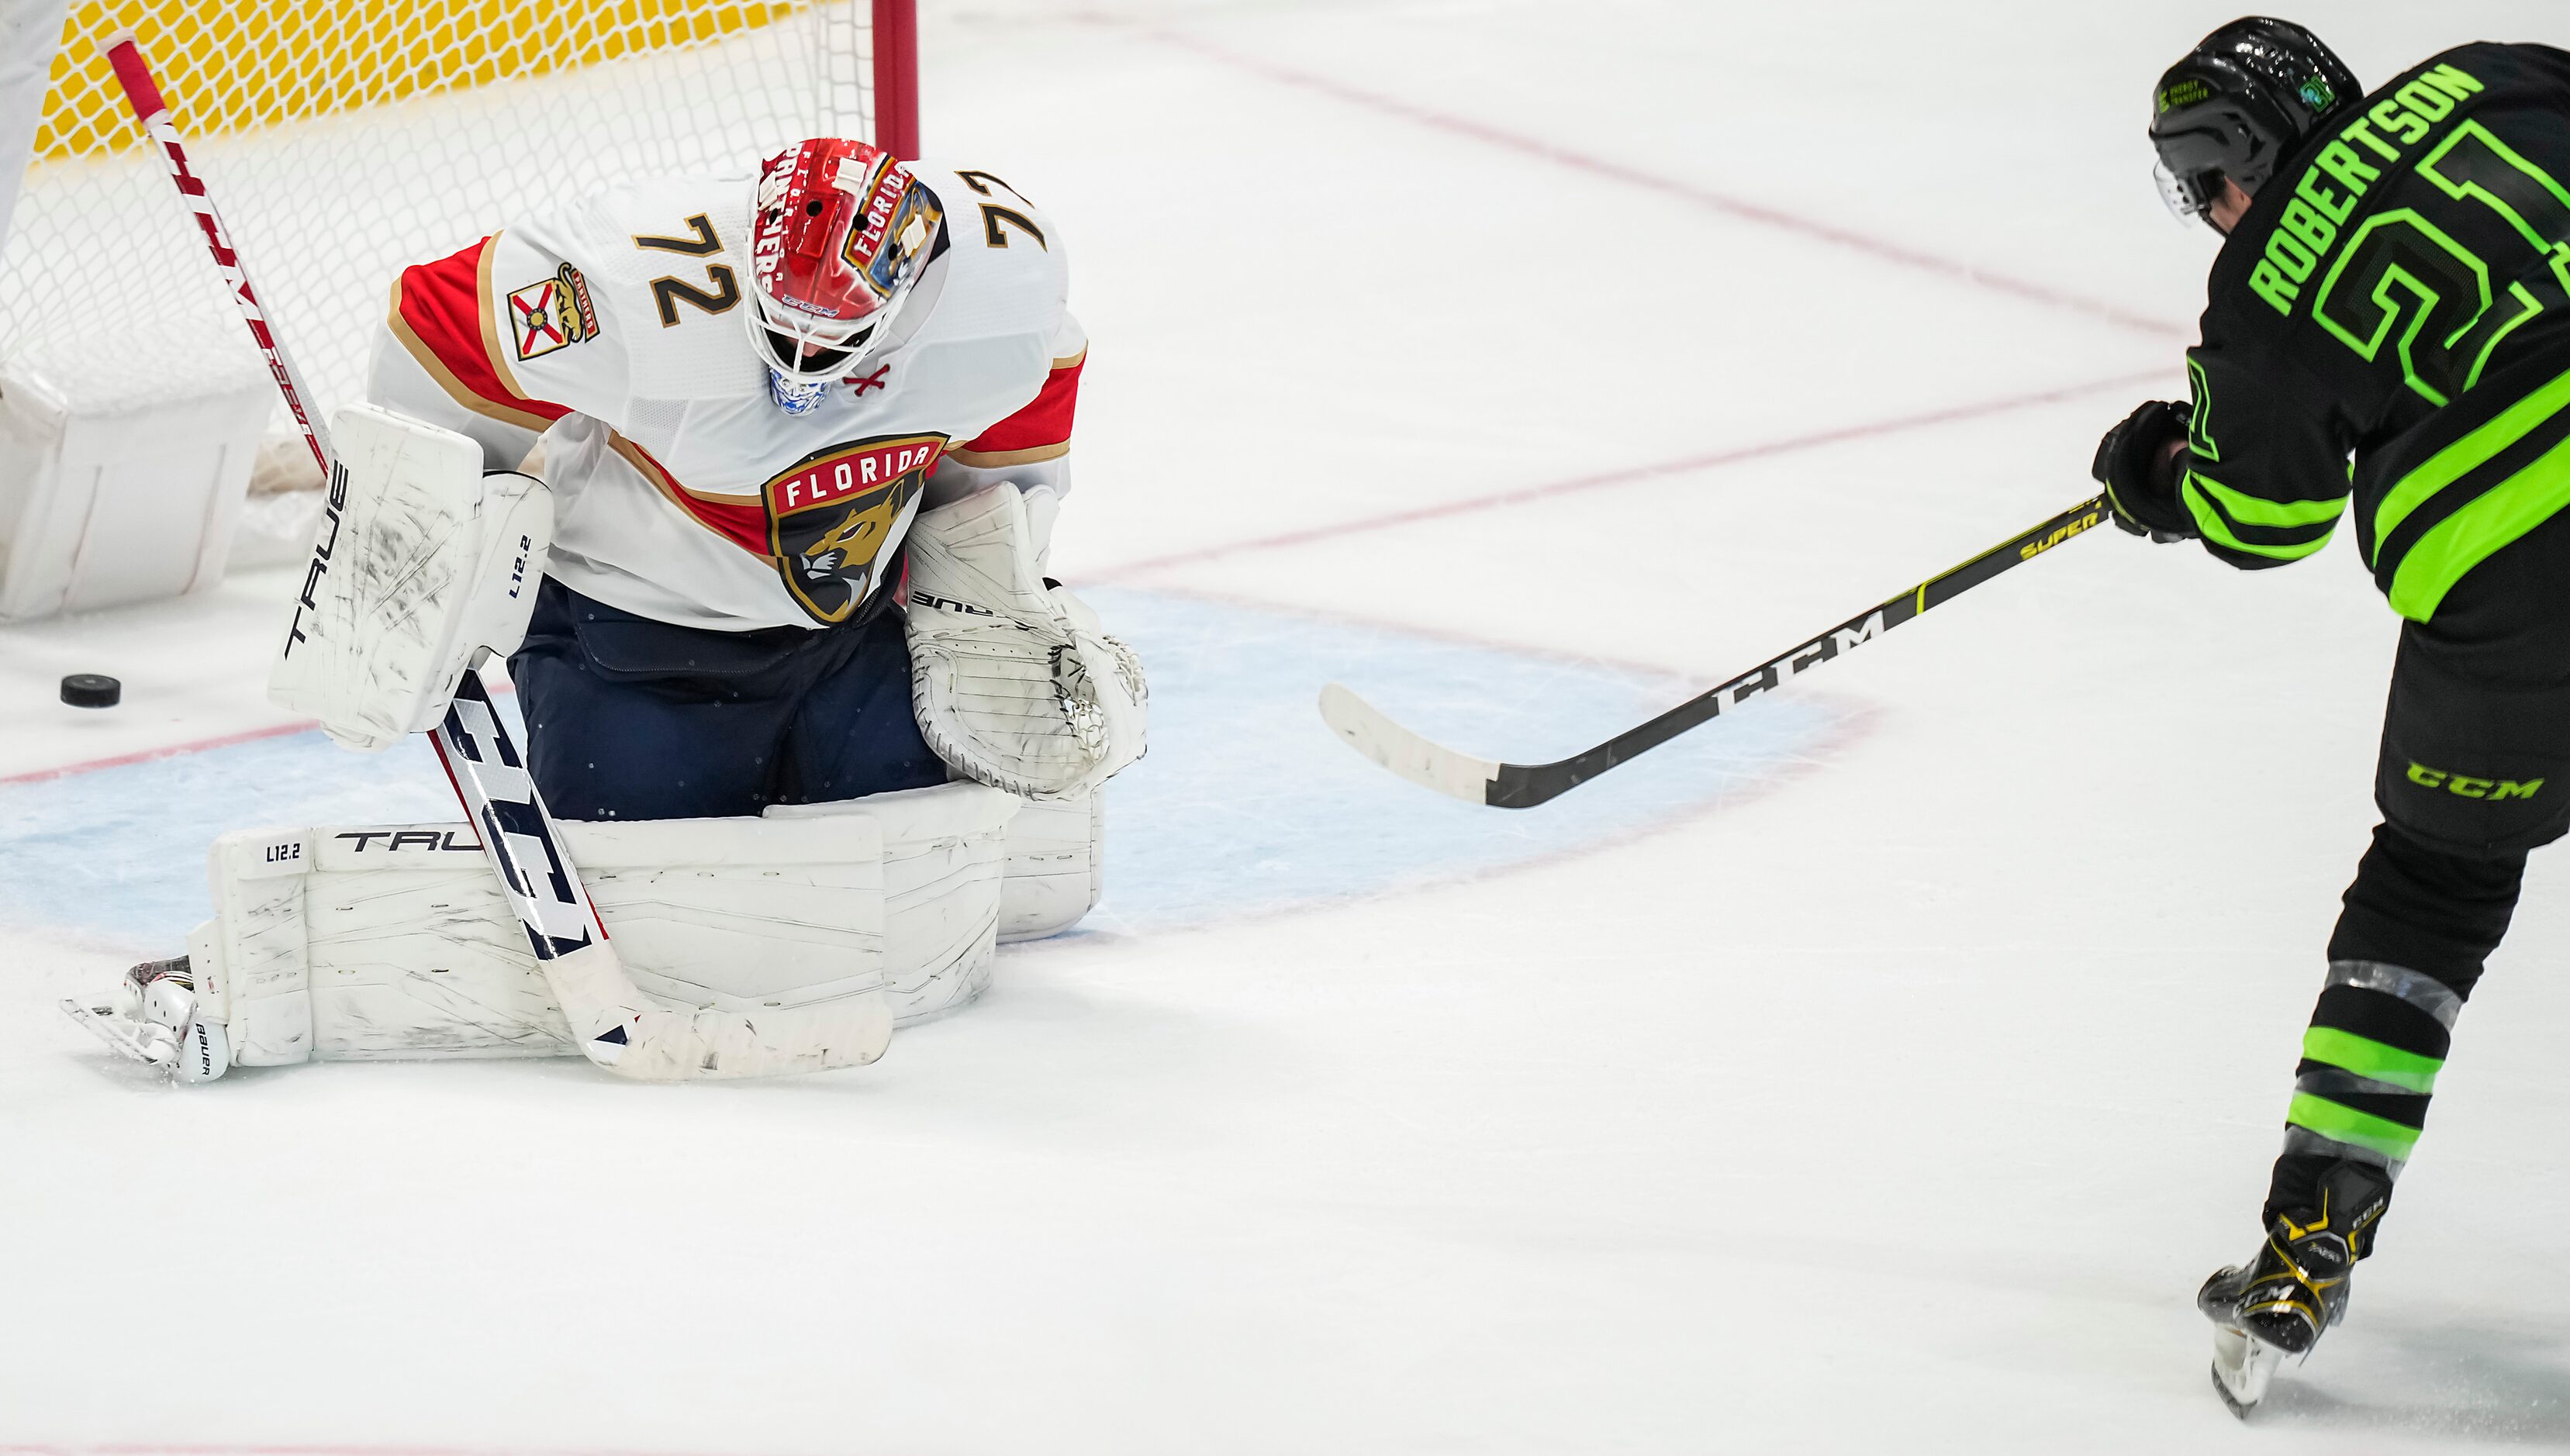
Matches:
[10,1,2570,1450]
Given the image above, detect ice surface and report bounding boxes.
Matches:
[9,2,2570,1451]
[0,588,1838,947]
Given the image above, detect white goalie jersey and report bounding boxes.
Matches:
[368,164,1085,631]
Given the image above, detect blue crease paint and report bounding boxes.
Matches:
[0,589,1839,947]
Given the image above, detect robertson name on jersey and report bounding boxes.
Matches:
[2182,43,2570,621]
[371,165,1083,630]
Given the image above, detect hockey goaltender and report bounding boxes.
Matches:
[64,138,1147,1083]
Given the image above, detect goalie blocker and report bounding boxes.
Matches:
[267,403,550,751]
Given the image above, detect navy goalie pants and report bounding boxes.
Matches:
[506,578,948,820]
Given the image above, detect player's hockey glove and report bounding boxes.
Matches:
[2092,399,2197,543]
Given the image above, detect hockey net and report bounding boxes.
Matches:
[2,0,907,478]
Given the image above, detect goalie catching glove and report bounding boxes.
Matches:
[904,484,1147,800]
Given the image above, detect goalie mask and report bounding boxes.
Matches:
[746,139,945,413]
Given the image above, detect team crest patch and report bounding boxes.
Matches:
[506,264,600,361]
[765,433,946,624]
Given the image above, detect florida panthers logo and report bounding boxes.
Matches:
[762,433,945,624]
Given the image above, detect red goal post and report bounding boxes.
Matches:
[871,0,921,162]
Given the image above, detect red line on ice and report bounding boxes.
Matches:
[1106,22,2186,341]
[0,687,513,786]
[0,1447,758,1456]
[0,719,318,786]
[0,369,2146,785]
[1096,368,2164,579]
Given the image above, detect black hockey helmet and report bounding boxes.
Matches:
[2149,17,2359,229]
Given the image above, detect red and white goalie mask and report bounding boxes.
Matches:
[745,140,945,399]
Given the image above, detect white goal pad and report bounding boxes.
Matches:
[183,781,1104,1068]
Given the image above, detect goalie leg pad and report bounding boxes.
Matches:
[267,404,551,751]
[178,783,1029,1064]
[766,781,1021,1023]
[1000,790,1104,943]
[189,814,898,1063]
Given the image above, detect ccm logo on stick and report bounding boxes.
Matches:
[1730,612,1888,706]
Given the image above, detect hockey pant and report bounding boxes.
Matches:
[509,577,950,820]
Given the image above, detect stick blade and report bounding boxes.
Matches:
[1317,682,1501,805]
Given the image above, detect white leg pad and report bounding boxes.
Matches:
[304,825,572,1059]
[199,831,320,1066]
[198,813,896,1062]
[1000,790,1104,943]
[189,782,1031,1064]
[765,781,1021,1024]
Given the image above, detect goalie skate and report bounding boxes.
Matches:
[59,957,230,1082]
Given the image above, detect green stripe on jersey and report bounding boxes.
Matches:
[2183,472,2342,558]
[2389,427,2570,619]
[2375,363,2570,555]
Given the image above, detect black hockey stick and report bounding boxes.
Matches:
[1318,494,2109,808]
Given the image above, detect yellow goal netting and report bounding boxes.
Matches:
[4,0,875,423]
[33,0,817,160]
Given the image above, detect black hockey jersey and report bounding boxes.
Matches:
[2181,41,2570,621]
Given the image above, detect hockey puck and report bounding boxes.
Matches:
[60,673,121,709]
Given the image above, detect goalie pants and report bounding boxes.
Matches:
[2264,508,2570,1230]
[507,578,949,820]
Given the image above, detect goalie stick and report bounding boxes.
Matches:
[95,33,884,1080]
[1319,495,2109,808]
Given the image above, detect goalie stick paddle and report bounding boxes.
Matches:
[105,34,886,1081]
[1319,495,2110,809]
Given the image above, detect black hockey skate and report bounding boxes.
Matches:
[2197,1159,2390,1416]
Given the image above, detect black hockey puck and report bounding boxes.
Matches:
[60,673,121,709]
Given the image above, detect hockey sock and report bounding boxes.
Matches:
[2266,826,2524,1225]
[2326,823,2525,992]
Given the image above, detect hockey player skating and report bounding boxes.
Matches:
[2094,17,2570,1415]
[71,138,1145,1081]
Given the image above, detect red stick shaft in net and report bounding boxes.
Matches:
[99,30,333,474]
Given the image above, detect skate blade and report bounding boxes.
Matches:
[57,999,168,1067]
[2209,1322,2288,1418]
